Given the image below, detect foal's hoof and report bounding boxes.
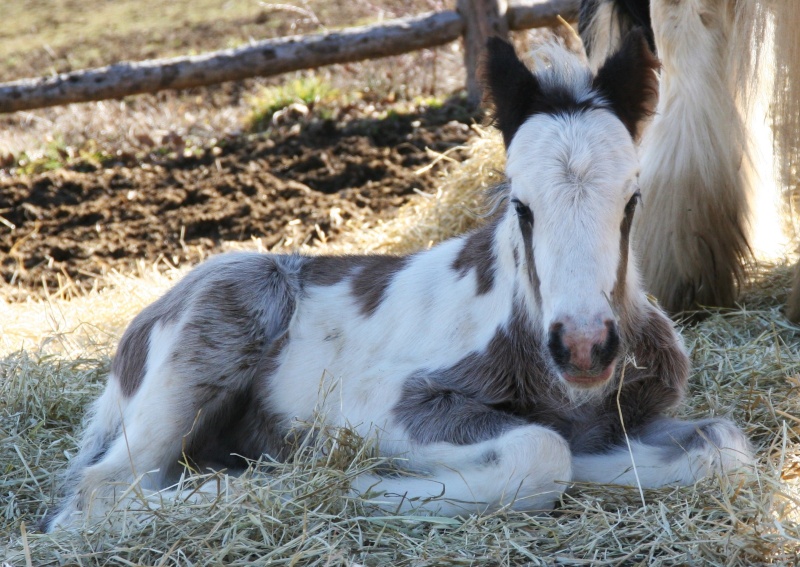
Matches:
[684,419,754,484]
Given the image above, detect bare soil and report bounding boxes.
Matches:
[0,0,479,301]
[0,101,479,300]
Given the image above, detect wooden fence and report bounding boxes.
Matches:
[0,0,578,114]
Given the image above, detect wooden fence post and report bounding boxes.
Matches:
[457,0,509,106]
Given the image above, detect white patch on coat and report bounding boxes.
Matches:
[271,236,515,447]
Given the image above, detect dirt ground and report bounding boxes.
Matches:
[0,100,478,300]
[0,0,446,83]
[0,0,487,301]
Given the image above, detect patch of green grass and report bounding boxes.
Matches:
[411,95,445,109]
[246,76,340,131]
[14,137,70,175]
[13,138,115,175]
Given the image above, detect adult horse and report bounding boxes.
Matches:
[580,0,800,318]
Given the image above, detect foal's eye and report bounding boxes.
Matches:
[625,191,641,215]
[512,199,533,224]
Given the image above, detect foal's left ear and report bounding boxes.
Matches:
[592,28,660,140]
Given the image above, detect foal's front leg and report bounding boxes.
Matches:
[355,424,573,515]
[354,384,573,514]
[571,417,753,488]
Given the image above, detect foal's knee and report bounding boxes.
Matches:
[501,426,572,511]
[518,426,572,478]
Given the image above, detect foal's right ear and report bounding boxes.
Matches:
[483,37,542,148]
[592,28,660,140]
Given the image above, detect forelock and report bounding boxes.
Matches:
[529,41,598,105]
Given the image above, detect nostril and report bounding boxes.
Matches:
[592,320,620,368]
[606,320,620,349]
[547,322,570,369]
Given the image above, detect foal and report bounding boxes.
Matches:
[43,31,751,532]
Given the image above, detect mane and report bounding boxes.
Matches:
[579,0,654,69]
[527,41,597,108]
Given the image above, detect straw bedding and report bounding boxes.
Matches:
[2,131,800,566]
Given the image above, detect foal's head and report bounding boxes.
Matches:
[485,31,658,392]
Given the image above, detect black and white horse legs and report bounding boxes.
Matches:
[572,417,752,487]
[43,373,196,530]
[353,424,572,515]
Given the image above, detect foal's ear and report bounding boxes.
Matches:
[592,28,660,140]
[483,37,541,148]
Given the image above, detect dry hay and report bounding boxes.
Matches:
[3,131,800,565]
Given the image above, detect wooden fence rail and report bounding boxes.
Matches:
[0,0,578,114]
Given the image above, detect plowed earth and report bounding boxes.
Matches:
[1,103,478,300]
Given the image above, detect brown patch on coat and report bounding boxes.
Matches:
[188,333,293,469]
[518,213,542,307]
[392,307,545,445]
[350,255,410,316]
[301,254,409,317]
[596,306,688,434]
[301,255,364,287]
[393,296,689,455]
[113,318,157,397]
[111,280,188,398]
[452,223,497,295]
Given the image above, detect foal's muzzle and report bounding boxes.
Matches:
[547,319,620,387]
